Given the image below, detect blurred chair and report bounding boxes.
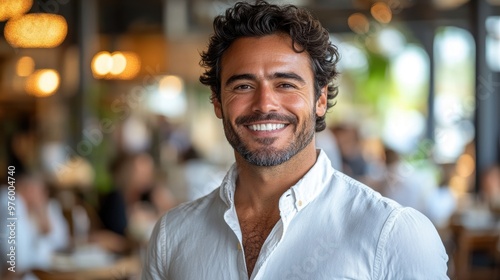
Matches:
[452,223,500,280]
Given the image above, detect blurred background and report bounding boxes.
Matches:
[0,0,499,279]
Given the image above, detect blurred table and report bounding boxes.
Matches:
[32,245,142,280]
[451,209,500,280]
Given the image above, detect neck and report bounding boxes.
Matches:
[234,143,319,212]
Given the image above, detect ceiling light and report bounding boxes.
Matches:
[4,13,68,48]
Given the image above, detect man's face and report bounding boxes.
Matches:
[213,34,327,166]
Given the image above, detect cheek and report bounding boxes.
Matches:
[221,95,249,115]
[280,95,313,114]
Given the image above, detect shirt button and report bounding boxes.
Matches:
[298,200,303,207]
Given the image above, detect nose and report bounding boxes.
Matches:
[251,84,280,113]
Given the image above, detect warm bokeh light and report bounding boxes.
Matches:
[110,53,127,75]
[91,51,113,77]
[91,51,141,80]
[25,69,60,97]
[0,0,33,22]
[38,70,60,94]
[450,175,469,194]
[348,13,370,34]
[456,154,475,178]
[114,52,141,80]
[159,75,184,97]
[16,56,35,77]
[371,2,392,24]
[433,0,470,10]
[5,13,68,48]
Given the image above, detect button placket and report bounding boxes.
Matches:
[251,219,284,280]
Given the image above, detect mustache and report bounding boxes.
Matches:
[235,112,297,125]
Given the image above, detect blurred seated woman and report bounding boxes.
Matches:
[95,152,176,253]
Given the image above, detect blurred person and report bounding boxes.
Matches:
[96,152,175,252]
[128,171,177,244]
[331,124,387,192]
[156,116,192,163]
[4,117,38,183]
[425,164,457,229]
[0,173,70,280]
[143,1,448,279]
[480,163,500,210]
[381,147,439,215]
[332,124,370,181]
[315,127,342,171]
[178,145,226,201]
[99,152,155,237]
[49,156,107,248]
[149,171,177,215]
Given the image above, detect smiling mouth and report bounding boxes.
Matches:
[247,123,286,131]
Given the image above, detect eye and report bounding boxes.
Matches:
[234,84,253,91]
[277,83,296,89]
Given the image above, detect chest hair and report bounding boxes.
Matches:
[240,215,280,277]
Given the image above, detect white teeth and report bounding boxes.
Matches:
[248,123,285,131]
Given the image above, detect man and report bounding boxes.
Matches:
[143,1,449,279]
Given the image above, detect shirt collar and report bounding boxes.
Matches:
[289,150,333,211]
[219,149,334,212]
[219,163,238,207]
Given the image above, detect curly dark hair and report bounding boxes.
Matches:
[199,0,340,132]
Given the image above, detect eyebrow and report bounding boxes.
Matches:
[225,74,257,86]
[271,72,306,84]
[224,72,306,86]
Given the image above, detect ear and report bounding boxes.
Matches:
[212,93,223,119]
[315,86,328,117]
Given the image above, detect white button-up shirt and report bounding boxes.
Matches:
[143,150,449,279]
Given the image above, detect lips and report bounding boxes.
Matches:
[236,112,297,127]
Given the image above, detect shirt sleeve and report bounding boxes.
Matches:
[142,213,168,280]
[45,200,70,251]
[16,196,53,271]
[373,207,449,279]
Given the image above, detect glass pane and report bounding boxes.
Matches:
[433,27,475,163]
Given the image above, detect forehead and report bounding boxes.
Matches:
[220,34,313,78]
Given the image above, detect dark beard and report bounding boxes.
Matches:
[222,111,316,166]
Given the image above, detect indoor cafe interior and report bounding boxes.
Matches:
[0,0,499,279]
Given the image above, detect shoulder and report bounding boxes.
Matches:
[323,171,449,278]
[330,173,442,246]
[373,206,449,279]
[327,170,402,217]
[379,206,441,243]
[320,170,408,239]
